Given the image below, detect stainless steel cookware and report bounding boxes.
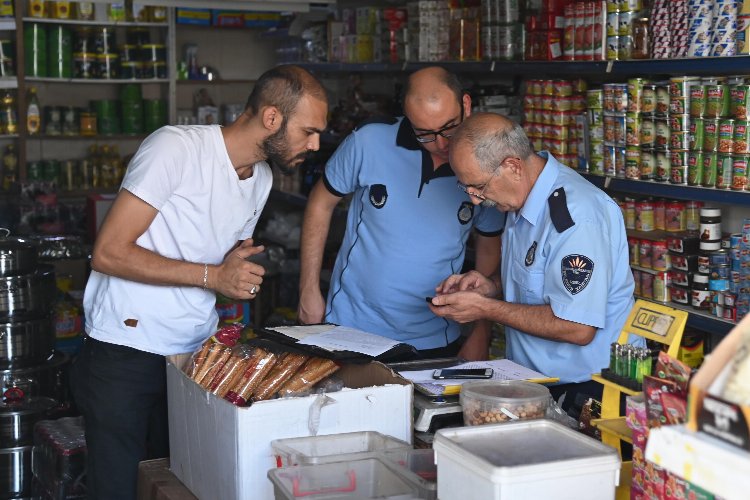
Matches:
[0,265,56,321]
[0,316,55,369]
[0,445,32,498]
[0,229,38,278]
[0,397,56,448]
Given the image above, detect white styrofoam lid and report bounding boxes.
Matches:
[435,419,618,467]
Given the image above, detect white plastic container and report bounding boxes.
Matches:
[267,457,424,499]
[271,431,412,467]
[433,419,621,500]
[379,448,437,500]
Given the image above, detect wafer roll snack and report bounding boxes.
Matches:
[252,353,308,402]
[277,358,340,396]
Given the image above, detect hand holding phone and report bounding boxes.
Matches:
[432,368,494,380]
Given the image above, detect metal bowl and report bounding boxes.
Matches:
[0,265,56,322]
[0,229,38,278]
[0,316,55,369]
[0,397,57,447]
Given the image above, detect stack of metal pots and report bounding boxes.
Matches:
[0,229,61,499]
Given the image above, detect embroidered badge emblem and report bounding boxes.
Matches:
[457,202,474,224]
[561,254,594,295]
[525,241,537,266]
[369,184,388,208]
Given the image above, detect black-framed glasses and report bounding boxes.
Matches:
[412,106,465,143]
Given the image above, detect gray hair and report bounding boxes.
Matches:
[459,119,534,173]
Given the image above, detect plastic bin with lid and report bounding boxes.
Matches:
[459,380,551,426]
[433,419,621,500]
[267,457,425,499]
[379,448,437,500]
[271,430,412,467]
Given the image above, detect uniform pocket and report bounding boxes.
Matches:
[511,261,545,305]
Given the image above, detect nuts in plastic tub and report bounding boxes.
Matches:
[460,380,551,426]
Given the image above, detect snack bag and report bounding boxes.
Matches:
[186,323,243,382]
[224,348,279,407]
[277,358,340,397]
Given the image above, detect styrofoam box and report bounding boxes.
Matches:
[167,360,413,500]
[433,419,621,500]
[268,458,424,499]
[271,430,412,466]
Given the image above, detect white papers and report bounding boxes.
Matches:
[267,325,337,341]
[398,359,550,388]
[295,326,401,357]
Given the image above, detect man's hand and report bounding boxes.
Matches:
[436,270,498,297]
[298,288,326,324]
[429,291,492,324]
[213,239,266,300]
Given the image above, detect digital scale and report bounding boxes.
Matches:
[413,392,463,433]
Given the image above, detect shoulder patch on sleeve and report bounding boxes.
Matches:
[548,187,575,233]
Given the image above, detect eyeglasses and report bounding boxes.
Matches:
[456,162,503,207]
[412,106,464,143]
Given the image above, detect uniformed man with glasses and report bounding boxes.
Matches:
[298,67,505,360]
[430,112,640,415]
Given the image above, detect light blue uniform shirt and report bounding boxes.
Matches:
[502,152,636,383]
[323,117,506,350]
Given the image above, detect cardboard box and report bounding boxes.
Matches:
[687,314,750,451]
[137,458,197,500]
[167,360,412,500]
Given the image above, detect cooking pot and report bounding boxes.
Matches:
[0,265,56,322]
[0,352,71,405]
[0,229,38,278]
[0,397,56,447]
[0,445,32,498]
[0,316,55,369]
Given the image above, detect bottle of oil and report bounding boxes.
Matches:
[110,144,124,186]
[1,143,17,190]
[87,144,100,188]
[99,144,114,189]
[26,86,41,135]
[0,92,17,135]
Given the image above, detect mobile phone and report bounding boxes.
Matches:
[432,368,494,380]
[425,296,434,304]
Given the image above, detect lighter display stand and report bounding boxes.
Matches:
[591,299,688,500]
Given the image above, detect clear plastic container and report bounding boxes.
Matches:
[460,380,551,426]
[379,448,437,500]
[271,431,412,466]
[267,458,423,499]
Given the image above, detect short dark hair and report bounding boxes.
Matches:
[245,65,327,119]
[402,66,465,104]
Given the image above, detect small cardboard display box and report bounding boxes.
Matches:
[687,313,750,451]
[166,359,413,500]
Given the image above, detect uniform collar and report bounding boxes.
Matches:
[395,116,454,196]
[518,151,560,226]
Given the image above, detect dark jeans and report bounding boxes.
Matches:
[548,380,604,419]
[70,337,170,500]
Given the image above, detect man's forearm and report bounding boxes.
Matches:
[482,300,596,345]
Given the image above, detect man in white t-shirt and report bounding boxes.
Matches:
[70,65,328,500]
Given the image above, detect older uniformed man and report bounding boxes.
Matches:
[429,112,637,413]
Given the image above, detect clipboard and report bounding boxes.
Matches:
[419,376,561,397]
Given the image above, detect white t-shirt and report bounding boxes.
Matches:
[84,125,272,355]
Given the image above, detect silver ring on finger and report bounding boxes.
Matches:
[250,285,257,294]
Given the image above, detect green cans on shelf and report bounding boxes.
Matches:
[24,23,47,78]
[48,25,72,79]
[143,99,167,134]
[93,99,119,135]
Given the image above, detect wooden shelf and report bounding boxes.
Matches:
[591,374,641,396]
[592,417,633,444]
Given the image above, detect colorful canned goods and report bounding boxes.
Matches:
[732,84,750,119]
[665,200,686,231]
[671,131,690,149]
[733,120,750,153]
[635,200,654,231]
[732,153,749,190]
[655,118,670,149]
[640,116,655,146]
[627,78,645,112]
[688,151,704,186]
[654,271,671,302]
[717,153,734,189]
[639,239,653,268]
[642,84,656,114]
[702,118,720,151]
[671,165,688,184]
[689,118,704,150]
[655,149,671,181]
[718,118,735,153]
[706,84,732,118]
[655,85,670,116]
[654,199,666,230]
[625,146,641,179]
[626,113,641,145]
[628,236,640,265]
[640,147,655,179]
[690,85,707,117]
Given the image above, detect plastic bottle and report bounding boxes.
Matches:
[26,86,41,135]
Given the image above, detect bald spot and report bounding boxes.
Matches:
[287,65,327,104]
[452,112,515,146]
[404,67,455,113]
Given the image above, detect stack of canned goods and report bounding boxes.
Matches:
[522,79,587,169]
[601,82,628,176]
[25,144,125,191]
[587,88,605,173]
[649,0,689,58]
[480,0,523,61]
[73,26,119,79]
[605,0,645,60]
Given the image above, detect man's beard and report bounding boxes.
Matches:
[261,122,310,176]
[480,199,497,208]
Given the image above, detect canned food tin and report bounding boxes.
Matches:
[586,89,604,109]
[670,113,690,132]
[671,149,689,167]
[625,147,641,179]
[604,114,617,144]
[635,200,654,230]
[642,84,657,114]
[618,35,633,60]
[604,144,617,176]
[655,150,671,181]
[615,146,626,177]
[641,269,654,298]
[618,11,635,36]
[624,198,636,229]
[690,85,708,117]
[628,78,645,113]
[120,61,142,79]
[671,254,698,272]
[607,36,620,60]
[606,12,619,37]
[688,151,704,185]
[670,269,691,287]
[670,97,688,115]
[709,250,731,266]
[689,118,704,150]
[640,116,655,145]
[710,278,730,292]
[640,147,655,179]
[73,52,95,79]
[692,289,712,310]
[671,165,688,184]
[732,153,749,190]
[654,271,671,301]
[685,200,702,231]
[717,153,734,188]
[620,0,642,11]
[655,85,670,116]
[732,84,750,119]
[639,239,652,268]
[629,236,640,265]
[702,118,720,151]
[671,131,691,149]
[670,76,701,98]
[706,84,732,118]
[655,118,670,149]
[626,113,641,145]
[613,84,628,113]
[654,199,666,229]
[718,118,736,153]
[665,200,686,231]
[671,286,690,305]
[633,270,641,296]
[96,53,118,79]
[733,120,750,153]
